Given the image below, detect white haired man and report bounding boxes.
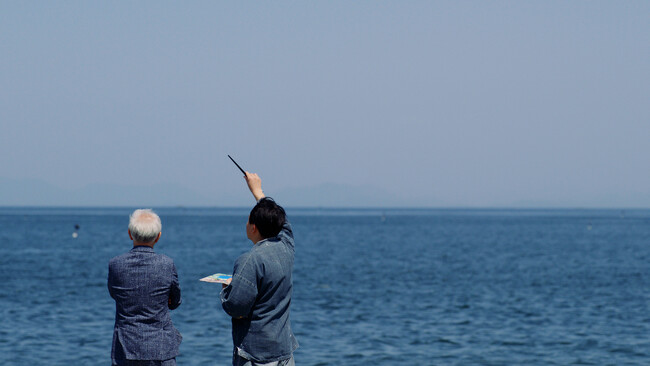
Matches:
[108,209,182,366]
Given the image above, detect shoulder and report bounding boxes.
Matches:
[155,252,175,262]
[244,240,283,265]
[109,252,129,266]
[152,252,177,270]
[233,249,263,277]
[108,253,132,277]
[234,249,254,266]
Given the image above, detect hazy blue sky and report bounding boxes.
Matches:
[1,2,649,207]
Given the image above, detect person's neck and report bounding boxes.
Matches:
[133,242,154,248]
[252,236,266,245]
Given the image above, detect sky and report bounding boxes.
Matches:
[1,1,649,207]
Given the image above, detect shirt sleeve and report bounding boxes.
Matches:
[168,262,182,310]
[278,220,294,250]
[221,254,258,318]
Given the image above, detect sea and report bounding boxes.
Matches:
[0,207,648,365]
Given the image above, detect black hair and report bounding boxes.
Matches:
[248,197,286,239]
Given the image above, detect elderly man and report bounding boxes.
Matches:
[108,209,182,366]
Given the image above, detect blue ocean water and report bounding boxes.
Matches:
[0,207,648,365]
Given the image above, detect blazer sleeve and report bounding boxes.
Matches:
[107,261,116,300]
[168,262,182,310]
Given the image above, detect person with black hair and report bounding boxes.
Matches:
[220,172,299,366]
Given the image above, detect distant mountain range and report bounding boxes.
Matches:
[0,178,432,207]
[2,178,647,208]
[0,178,212,207]
[274,183,410,207]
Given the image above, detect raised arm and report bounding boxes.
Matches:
[244,172,265,201]
[245,172,294,249]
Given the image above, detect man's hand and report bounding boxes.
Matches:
[245,172,266,201]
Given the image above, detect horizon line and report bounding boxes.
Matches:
[0,205,643,211]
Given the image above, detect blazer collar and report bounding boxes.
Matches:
[131,245,154,253]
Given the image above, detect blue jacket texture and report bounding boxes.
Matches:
[108,246,182,361]
[221,221,299,362]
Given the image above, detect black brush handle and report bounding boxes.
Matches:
[228,155,247,176]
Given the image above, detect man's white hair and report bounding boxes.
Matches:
[129,209,162,243]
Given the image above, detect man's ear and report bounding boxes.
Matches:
[128,229,133,241]
[153,232,161,244]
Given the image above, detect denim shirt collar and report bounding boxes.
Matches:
[254,236,281,247]
[254,238,269,246]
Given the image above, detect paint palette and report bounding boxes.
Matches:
[199,273,233,284]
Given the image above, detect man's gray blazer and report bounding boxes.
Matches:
[108,246,182,361]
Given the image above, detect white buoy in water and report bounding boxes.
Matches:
[72,232,78,238]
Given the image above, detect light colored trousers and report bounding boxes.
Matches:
[234,355,295,366]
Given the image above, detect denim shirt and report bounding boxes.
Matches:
[221,221,299,362]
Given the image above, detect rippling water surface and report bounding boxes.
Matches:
[0,208,648,365]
